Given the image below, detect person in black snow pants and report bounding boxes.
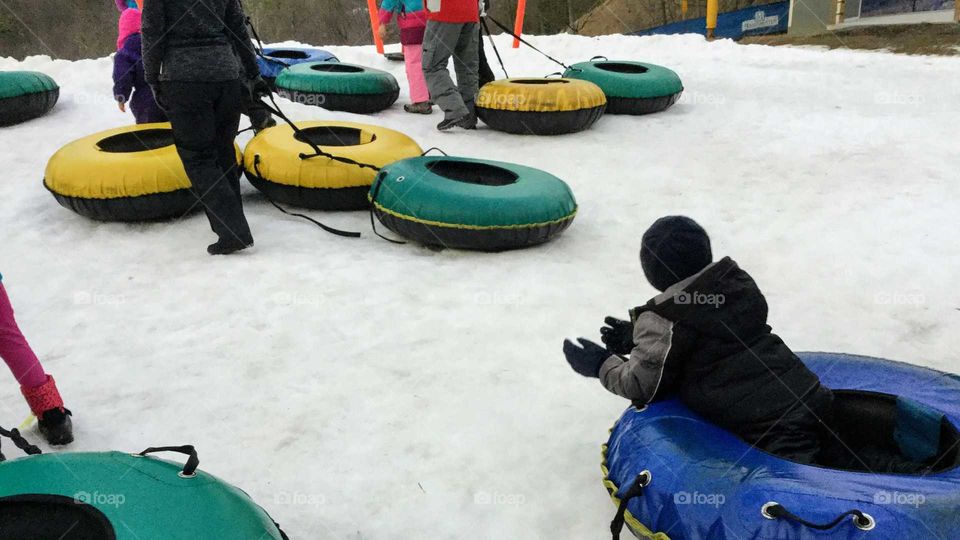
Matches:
[563,216,932,473]
[142,0,269,255]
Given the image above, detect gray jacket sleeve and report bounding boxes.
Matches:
[140,0,165,85]
[599,311,674,403]
[224,0,260,80]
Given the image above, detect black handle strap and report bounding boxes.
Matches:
[255,94,384,174]
[485,16,572,71]
[762,502,875,531]
[253,156,361,238]
[368,172,407,245]
[480,18,509,79]
[138,445,200,476]
[610,471,651,540]
[0,425,42,462]
[590,55,608,61]
[420,147,449,157]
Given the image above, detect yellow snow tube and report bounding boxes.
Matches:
[44,123,239,222]
[476,78,606,135]
[242,121,422,210]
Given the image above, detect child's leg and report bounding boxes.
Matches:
[0,283,48,389]
[403,43,430,103]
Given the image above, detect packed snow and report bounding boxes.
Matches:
[1,33,959,538]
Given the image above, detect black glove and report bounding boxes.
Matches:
[600,316,634,354]
[563,338,610,378]
[250,76,271,99]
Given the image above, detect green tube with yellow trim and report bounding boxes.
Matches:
[369,156,577,251]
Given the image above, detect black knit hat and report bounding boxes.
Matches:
[640,216,713,292]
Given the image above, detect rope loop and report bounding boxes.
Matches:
[761,502,876,532]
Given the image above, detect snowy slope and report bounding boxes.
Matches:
[1,33,959,538]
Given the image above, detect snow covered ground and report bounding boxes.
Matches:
[1,33,959,538]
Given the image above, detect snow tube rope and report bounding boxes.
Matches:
[260,93,382,173]
[611,471,651,540]
[366,146,454,245]
[0,426,41,462]
[245,16,336,81]
[250,96,427,240]
[251,155,360,238]
[485,15,572,71]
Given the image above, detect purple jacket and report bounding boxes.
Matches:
[112,33,166,124]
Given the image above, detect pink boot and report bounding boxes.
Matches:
[21,375,73,445]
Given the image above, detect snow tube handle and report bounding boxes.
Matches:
[610,470,651,540]
[138,445,200,477]
[420,147,449,157]
[762,502,876,532]
[590,55,608,62]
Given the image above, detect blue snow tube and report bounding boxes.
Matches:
[257,47,338,81]
[603,352,960,539]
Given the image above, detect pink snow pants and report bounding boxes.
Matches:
[403,43,430,104]
[0,283,48,389]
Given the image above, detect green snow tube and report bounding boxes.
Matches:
[275,62,399,114]
[0,71,59,126]
[564,59,682,115]
[369,156,577,251]
[0,445,287,539]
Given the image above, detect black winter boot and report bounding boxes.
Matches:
[38,408,73,446]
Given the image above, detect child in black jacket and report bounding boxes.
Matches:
[563,216,833,464]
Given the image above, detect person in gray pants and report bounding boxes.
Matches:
[421,0,482,131]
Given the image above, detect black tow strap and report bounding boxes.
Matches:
[367,174,406,245]
[610,471,651,540]
[485,16,573,72]
[481,18,509,79]
[242,7,290,68]
[763,503,874,531]
[252,156,361,238]
[0,425,42,462]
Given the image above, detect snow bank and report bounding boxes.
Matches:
[1,34,959,538]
